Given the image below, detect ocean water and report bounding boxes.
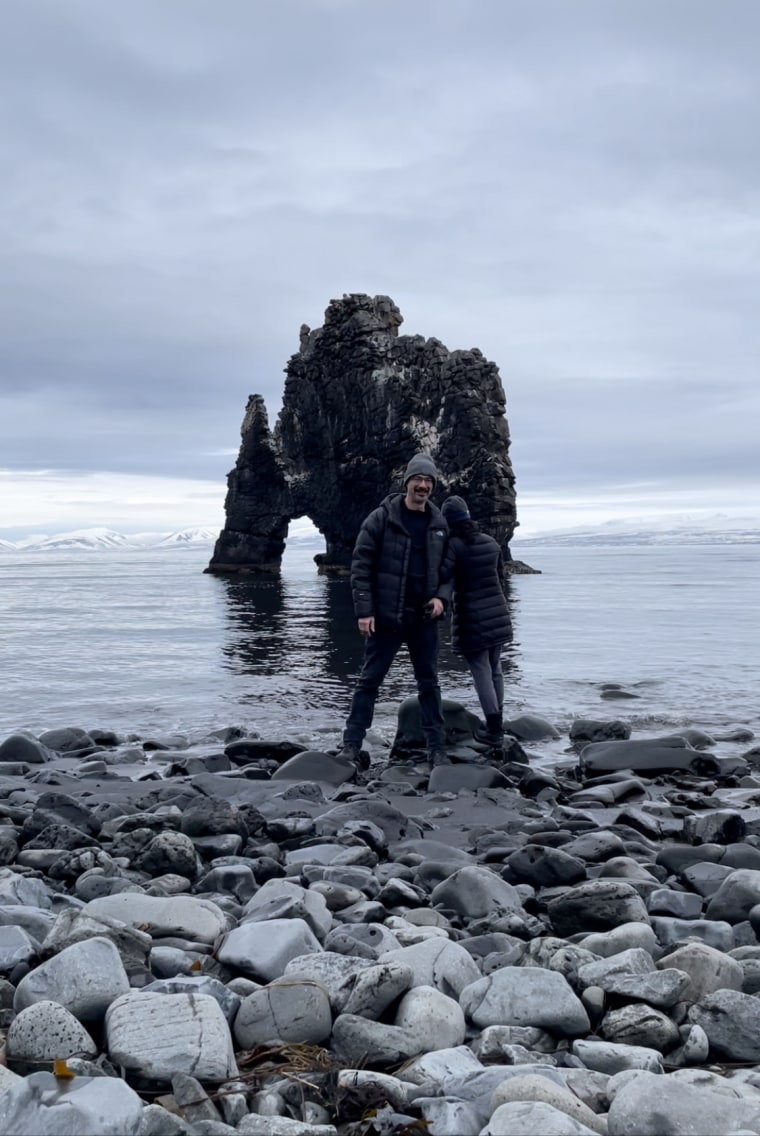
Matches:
[1,543,758,763]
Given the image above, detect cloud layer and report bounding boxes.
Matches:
[1,0,758,535]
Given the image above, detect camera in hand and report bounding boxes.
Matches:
[423,601,435,621]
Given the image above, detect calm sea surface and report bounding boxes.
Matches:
[1,543,758,761]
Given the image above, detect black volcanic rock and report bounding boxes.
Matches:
[206,293,520,575]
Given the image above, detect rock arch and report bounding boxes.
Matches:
[205,294,518,575]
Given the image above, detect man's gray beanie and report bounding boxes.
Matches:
[403,453,438,487]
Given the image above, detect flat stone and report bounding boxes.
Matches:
[572,1039,663,1075]
[106,991,238,1082]
[84,893,228,944]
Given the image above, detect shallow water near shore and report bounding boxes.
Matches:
[1,542,758,764]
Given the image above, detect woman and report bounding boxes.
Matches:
[441,495,512,752]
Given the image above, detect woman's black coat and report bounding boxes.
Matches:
[448,530,512,655]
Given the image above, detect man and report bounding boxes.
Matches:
[338,453,454,767]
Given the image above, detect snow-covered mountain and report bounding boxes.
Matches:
[3,514,758,553]
[512,513,760,547]
[2,527,219,552]
[0,522,324,553]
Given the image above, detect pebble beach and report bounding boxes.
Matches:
[2,704,760,1135]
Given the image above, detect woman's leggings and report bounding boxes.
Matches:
[464,644,504,718]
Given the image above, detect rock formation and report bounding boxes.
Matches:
[206,293,520,575]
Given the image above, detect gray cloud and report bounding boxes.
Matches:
[1,0,758,520]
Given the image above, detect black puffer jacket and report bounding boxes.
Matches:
[448,531,512,655]
[350,493,454,627]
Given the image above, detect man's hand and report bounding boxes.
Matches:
[426,598,444,619]
[358,617,375,637]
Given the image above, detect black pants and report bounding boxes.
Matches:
[343,615,445,749]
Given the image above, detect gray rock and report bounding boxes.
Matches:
[600,1003,680,1052]
[650,916,734,952]
[572,1039,663,1075]
[580,736,708,774]
[668,1023,710,1066]
[242,879,332,940]
[607,1069,760,1135]
[705,867,760,923]
[470,1025,556,1061]
[596,968,690,1009]
[656,941,743,1003]
[0,925,38,971]
[0,903,55,944]
[196,864,256,903]
[0,733,54,764]
[42,905,152,965]
[394,984,466,1051]
[570,719,631,746]
[414,1097,482,1136]
[485,1100,599,1135]
[460,966,590,1036]
[379,936,481,998]
[396,1043,484,1088]
[655,843,724,874]
[282,951,372,1010]
[688,988,760,1061]
[342,961,414,1019]
[430,865,524,921]
[491,1073,606,1134]
[142,975,241,1023]
[234,979,333,1047]
[7,999,98,1066]
[504,714,560,741]
[562,832,628,863]
[331,1012,421,1066]
[427,764,510,791]
[138,1103,192,1134]
[237,1117,337,1135]
[0,1071,144,1135]
[683,809,746,845]
[506,844,587,887]
[14,935,129,1019]
[84,893,228,944]
[106,991,238,1082]
[576,947,655,989]
[548,884,650,937]
[218,918,322,981]
[316,799,422,845]
[172,1071,223,1125]
[271,750,358,785]
[0,869,53,908]
[646,887,703,919]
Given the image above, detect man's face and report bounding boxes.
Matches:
[405,474,434,511]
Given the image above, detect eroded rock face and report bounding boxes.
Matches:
[206,293,517,575]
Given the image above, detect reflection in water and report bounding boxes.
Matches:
[216,568,520,720]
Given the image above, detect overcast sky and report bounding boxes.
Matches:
[1,0,758,539]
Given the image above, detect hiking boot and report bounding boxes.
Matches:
[485,712,504,743]
[428,746,451,766]
[337,742,362,764]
